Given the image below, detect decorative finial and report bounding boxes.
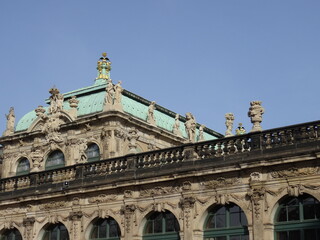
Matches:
[235,123,246,135]
[96,52,112,84]
[225,113,234,137]
[248,101,265,132]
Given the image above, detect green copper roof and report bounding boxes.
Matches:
[15,82,222,140]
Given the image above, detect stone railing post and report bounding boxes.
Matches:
[183,144,198,161]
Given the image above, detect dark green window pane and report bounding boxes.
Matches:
[206,215,215,229]
[143,211,180,237]
[304,204,315,220]
[216,213,226,228]
[145,221,153,234]
[304,229,316,239]
[216,237,227,240]
[16,158,30,175]
[109,219,120,237]
[1,229,22,240]
[230,236,241,240]
[288,230,300,240]
[98,224,106,238]
[241,211,248,226]
[287,206,299,221]
[86,144,100,161]
[90,226,98,238]
[277,231,288,240]
[46,151,65,169]
[241,235,249,240]
[278,207,287,222]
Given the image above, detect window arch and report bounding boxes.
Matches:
[143,210,180,240]
[42,223,69,240]
[86,143,100,162]
[45,150,65,170]
[16,157,30,175]
[0,228,22,240]
[204,204,249,240]
[274,194,320,240]
[89,217,121,240]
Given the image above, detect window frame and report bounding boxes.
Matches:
[89,218,121,240]
[143,211,180,240]
[86,143,101,162]
[274,194,320,240]
[45,150,65,170]
[203,204,249,240]
[16,157,30,176]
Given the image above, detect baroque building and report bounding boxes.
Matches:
[0,53,319,240]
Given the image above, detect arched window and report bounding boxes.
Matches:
[274,194,320,240]
[86,143,100,162]
[143,211,180,240]
[16,157,30,175]
[0,228,22,240]
[204,204,249,240]
[45,150,65,170]
[90,218,121,240]
[42,223,69,240]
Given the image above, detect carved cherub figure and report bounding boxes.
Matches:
[185,112,196,142]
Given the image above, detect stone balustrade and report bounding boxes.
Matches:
[0,120,319,194]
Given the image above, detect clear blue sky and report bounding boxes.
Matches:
[0,1,319,135]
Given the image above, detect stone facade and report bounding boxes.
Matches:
[0,54,318,240]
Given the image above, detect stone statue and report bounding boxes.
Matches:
[197,124,205,142]
[225,113,234,137]
[106,79,115,104]
[48,87,64,114]
[42,117,63,143]
[235,123,246,135]
[68,96,79,119]
[185,112,196,142]
[35,106,46,117]
[78,138,88,163]
[248,101,265,132]
[128,128,139,153]
[3,107,15,136]
[172,114,182,137]
[147,101,156,125]
[30,148,43,172]
[114,81,123,104]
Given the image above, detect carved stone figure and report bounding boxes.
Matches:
[42,117,63,143]
[197,125,205,142]
[35,106,46,117]
[68,96,79,108]
[30,148,43,172]
[235,123,246,135]
[114,81,123,104]
[248,101,264,132]
[48,87,64,114]
[128,128,139,153]
[77,138,88,163]
[68,96,79,119]
[225,113,234,137]
[172,114,182,137]
[185,112,196,142]
[147,101,156,125]
[3,107,15,136]
[105,79,115,105]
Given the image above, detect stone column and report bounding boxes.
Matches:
[121,204,137,240]
[247,185,266,240]
[23,217,35,240]
[68,211,83,240]
[180,196,196,240]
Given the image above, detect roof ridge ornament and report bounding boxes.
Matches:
[95,52,112,85]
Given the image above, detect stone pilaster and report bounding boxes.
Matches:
[180,196,196,240]
[68,211,83,240]
[23,217,35,240]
